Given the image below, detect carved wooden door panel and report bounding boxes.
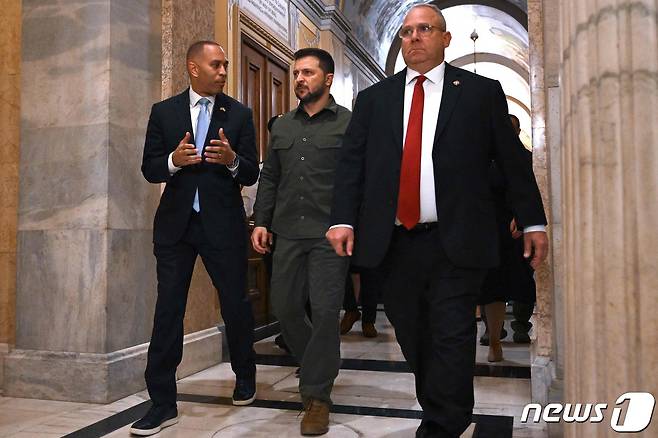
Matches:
[240,37,290,326]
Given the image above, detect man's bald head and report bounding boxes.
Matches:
[186,40,223,61]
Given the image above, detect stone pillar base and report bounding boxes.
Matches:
[530,355,553,405]
[0,343,10,395]
[3,327,221,403]
[531,355,564,437]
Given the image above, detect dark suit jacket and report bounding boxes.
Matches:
[142,89,258,249]
[330,63,547,268]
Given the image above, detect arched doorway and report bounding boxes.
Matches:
[388,4,533,148]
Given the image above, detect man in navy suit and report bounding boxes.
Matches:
[327,5,548,437]
[132,40,258,436]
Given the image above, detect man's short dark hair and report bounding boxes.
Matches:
[186,40,221,60]
[509,114,520,125]
[293,48,335,74]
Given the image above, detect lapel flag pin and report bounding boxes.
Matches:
[453,80,460,86]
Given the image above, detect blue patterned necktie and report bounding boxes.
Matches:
[192,98,210,212]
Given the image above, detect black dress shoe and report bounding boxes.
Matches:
[274,334,292,354]
[479,327,508,346]
[130,405,178,436]
[232,376,256,406]
[416,420,456,438]
[513,331,531,343]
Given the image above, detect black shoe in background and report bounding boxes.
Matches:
[274,334,291,354]
[479,327,508,346]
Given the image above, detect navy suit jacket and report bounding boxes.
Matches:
[330,64,547,268]
[142,89,258,249]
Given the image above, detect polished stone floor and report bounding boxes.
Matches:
[0,311,547,437]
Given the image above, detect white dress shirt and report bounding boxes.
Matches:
[401,63,544,233]
[168,88,238,176]
[402,63,445,223]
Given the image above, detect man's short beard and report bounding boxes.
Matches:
[296,85,326,104]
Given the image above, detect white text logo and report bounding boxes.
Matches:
[521,392,655,432]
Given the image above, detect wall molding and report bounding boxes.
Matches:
[239,12,295,60]
[3,328,221,403]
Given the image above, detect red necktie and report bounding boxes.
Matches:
[398,75,426,230]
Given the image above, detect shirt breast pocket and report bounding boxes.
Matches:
[310,137,342,172]
[271,138,294,151]
[313,135,342,150]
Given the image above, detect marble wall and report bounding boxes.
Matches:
[560,1,658,436]
[14,0,162,353]
[5,0,165,402]
[0,0,21,388]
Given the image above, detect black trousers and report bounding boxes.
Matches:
[145,212,256,408]
[344,268,379,324]
[378,225,486,437]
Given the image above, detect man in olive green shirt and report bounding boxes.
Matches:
[251,48,350,436]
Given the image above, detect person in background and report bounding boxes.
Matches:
[508,114,537,344]
[340,268,380,338]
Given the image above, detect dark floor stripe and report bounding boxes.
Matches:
[474,364,531,378]
[374,306,517,317]
[63,391,513,437]
[253,320,281,341]
[177,393,513,437]
[178,393,423,419]
[473,414,514,438]
[255,353,531,378]
[63,400,151,438]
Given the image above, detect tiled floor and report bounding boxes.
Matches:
[0,312,547,437]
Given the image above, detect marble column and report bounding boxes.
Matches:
[3,0,217,403]
[560,0,658,436]
[0,0,21,390]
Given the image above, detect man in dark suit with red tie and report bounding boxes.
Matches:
[326,5,548,438]
[132,41,258,436]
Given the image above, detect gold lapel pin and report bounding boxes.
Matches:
[219,107,226,112]
[453,80,460,86]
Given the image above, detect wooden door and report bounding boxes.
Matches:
[241,38,290,161]
[240,37,290,326]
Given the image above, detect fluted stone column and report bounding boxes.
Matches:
[560,1,658,436]
[4,0,161,403]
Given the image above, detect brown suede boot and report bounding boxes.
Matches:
[361,322,378,338]
[339,310,361,335]
[300,399,330,436]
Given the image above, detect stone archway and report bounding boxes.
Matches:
[384,0,528,74]
[446,52,529,81]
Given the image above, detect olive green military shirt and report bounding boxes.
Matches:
[253,96,351,239]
